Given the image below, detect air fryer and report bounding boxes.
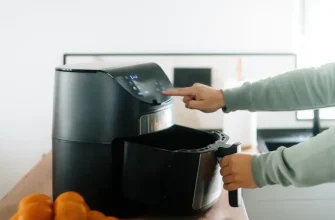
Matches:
[52,62,241,219]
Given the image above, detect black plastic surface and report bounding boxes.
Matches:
[52,67,173,143]
[118,125,229,216]
[257,128,315,152]
[125,124,219,151]
[122,141,201,216]
[121,140,224,216]
[265,141,300,151]
[113,65,173,104]
[52,139,114,213]
[55,62,173,105]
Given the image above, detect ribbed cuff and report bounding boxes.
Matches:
[221,82,253,113]
[251,154,266,188]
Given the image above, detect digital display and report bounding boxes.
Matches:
[130,75,138,80]
[109,63,173,104]
[115,73,169,99]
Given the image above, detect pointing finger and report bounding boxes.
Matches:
[162,87,195,96]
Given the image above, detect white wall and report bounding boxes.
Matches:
[0,0,296,199]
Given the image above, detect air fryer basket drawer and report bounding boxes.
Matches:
[122,141,199,211]
[120,124,228,215]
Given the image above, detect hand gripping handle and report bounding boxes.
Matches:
[216,142,243,207]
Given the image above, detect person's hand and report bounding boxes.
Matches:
[162,83,225,113]
[220,153,258,191]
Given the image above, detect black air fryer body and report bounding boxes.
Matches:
[52,62,240,218]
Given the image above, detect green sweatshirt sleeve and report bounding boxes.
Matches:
[221,62,335,187]
[252,127,335,187]
[222,62,335,112]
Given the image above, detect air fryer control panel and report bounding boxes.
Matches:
[114,67,173,104]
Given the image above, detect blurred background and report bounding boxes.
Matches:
[0,0,335,218]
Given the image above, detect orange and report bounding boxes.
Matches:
[54,191,85,205]
[54,200,87,220]
[18,193,52,210]
[54,191,87,212]
[10,213,18,220]
[87,210,106,220]
[17,202,53,220]
[101,217,119,220]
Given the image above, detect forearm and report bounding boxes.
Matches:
[252,127,335,187]
[222,63,335,112]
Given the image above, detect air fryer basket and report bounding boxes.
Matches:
[125,124,229,152]
[120,124,229,216]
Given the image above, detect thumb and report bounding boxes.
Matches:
[187,100,204,110]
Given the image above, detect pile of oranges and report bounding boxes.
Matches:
[10,191,119,220]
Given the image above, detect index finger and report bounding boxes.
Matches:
[162,87,195,96]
